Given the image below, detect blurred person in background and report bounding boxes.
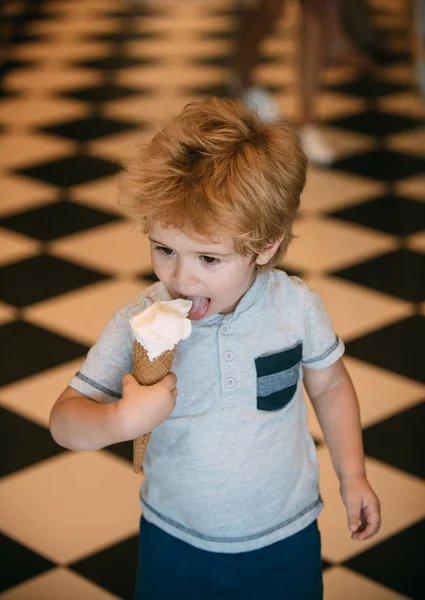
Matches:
[229,0,398,165]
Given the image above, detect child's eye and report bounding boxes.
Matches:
[200,255,220,265]
[155,245,174,256]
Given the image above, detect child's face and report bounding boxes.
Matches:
[148,222,261,320]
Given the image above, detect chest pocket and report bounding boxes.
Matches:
[255,343,302,411]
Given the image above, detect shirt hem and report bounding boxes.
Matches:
[140,497,324,554]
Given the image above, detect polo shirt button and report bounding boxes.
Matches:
[221,325,229,334]
[225,351,234,361]
[225,377,235,388]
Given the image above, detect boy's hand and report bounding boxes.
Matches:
[340,474,381,541]
[118,373,177,440]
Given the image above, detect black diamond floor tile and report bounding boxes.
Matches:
[329,194,425,236]
[88,30,163,43]
[332,249,425,302]
[0,320,88,386]
[202,29,240,41]
[343,519,425,600]
[327,75,407,98]
[0,533,55,593]
[331,149,425,182]
[105,440,133,464]
[62,83,146,103]
[0,59,34,77]
[0,407,66,476]
[136,270,158,283]
[328,110,422,137]
[362,402,425,479]
[70,534,138,600]
[17,155,117,187]
[345,315,425,384]
[106,6,166,17]
[0,200,121,241]
[194,53,282,68]
[41,116,140,142]
[0,254,110,307]
[77,56,158,71]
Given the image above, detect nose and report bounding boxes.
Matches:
[172,258,198,291]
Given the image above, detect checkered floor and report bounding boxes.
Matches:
[0,0,424,598]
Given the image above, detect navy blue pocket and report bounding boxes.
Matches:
[255,343,302,411]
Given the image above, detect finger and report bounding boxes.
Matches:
[162,372,177,389]
[346,502,361,533]
[354,514,381,541]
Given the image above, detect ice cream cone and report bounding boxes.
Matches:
[132,341,176,473]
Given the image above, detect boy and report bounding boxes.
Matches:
[50,98,381,600]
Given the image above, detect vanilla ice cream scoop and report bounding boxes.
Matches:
[129,299,192,361]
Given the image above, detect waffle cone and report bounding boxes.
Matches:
[132,340,176,473]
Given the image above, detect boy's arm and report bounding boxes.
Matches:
[49,373,177,452]
[303,358,381,541]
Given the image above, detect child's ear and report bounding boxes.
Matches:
[255,237,284,266]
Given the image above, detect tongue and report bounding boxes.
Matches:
[187,296,210,321]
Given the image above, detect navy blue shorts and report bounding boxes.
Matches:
[135,517,323,600]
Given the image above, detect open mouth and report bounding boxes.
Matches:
[176,293,211,320]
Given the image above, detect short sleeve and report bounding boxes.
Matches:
[68,307,135,403]
[302,288,345,370]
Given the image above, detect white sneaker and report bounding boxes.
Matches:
[227,74,279,122]
[240,86,280,122]
[300,125,335,166]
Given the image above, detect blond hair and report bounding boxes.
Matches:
[119,98,307,269]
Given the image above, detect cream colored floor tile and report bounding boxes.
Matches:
[261,36,294,58]
[135,14,235,34]
[104,94,195,125]
[25,279,149,346]
[323,567,411,600]
[256,64,297,86]
[0,97,86,129]
[89,129,155,163]
[12,40,110,63]
[274,91,298,122]
[317,127,376,161]
[322,65,359,86]
[387,126,425,157]
[303,276,412,341]
[27,17,117,37]
[318,450,425,562]
[378,92,425,119]
[0,133,73,169]
[395,174,425,202]
[117,64,224,90]
[0,228,39,265]
[300,167,383,214]
[0,174,56,217]
[127,37,232,60]
[0,359,84,428]
[0,568,121,600]
[71,176,124,215]
[316,93,365,120]
[382,64,416,86]
[0,302,17,325]
[4,66,101,94]
[282,218,396,274]
[50,221,152,275]
[408,230,425,252]
[306,356,425,440]
[0,452,141,565]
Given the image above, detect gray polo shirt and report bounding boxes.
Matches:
[69,270,344,553]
